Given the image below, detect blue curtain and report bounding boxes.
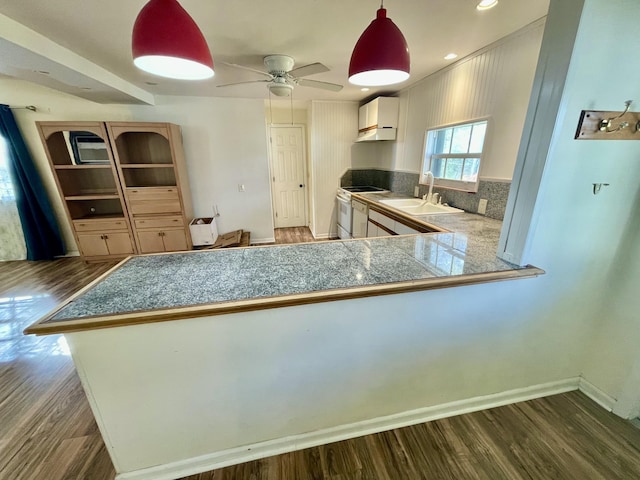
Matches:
[0,105,64,260]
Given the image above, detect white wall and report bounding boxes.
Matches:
[570,1,640,417]
[3,82,276,251]
[130,96,274,243]
[309,101,358,237]
[393,20,545,179]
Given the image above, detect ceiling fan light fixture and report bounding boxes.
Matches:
[348,7,410,87]
[269,83,294,97]
[132,0,214,80]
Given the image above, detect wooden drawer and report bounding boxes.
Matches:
[129,200,181,215]
[127,188,181,215]
[134,216,184,229]
[126,187,179,201]
[73,218,128,232]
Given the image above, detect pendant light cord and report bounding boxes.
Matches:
[290,91,294,125]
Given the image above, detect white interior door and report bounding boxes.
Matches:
[269,126,307,228]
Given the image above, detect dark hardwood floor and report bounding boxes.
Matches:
[2,257,640,480]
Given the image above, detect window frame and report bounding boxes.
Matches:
[420,117,490,193]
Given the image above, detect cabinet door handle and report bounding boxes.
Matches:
[103,235,109,240]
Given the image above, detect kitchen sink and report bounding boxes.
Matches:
[380,198,464,215]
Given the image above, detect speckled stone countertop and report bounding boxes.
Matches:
[26,196,544,335]
[354,192,505,243]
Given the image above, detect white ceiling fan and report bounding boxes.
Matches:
[217,54,343,96]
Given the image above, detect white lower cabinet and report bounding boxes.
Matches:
[394,222,420,235]
[352,200,369,238]
[368,208,421,236]
[367,221,379,237]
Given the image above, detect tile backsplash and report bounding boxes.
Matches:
[341,169,511,220]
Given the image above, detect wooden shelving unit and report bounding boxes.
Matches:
[37,122,136,262]
[107,123,193,254]
[37,121,194,261]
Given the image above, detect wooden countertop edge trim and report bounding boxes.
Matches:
[352,194,449,233]
[24,266,545,336]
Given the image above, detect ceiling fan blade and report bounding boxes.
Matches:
[216,80,270,88]
[297,78,343,92]
[222,62,273,78]
[289,62,330,78]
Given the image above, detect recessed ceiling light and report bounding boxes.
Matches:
[444,53,458,60]
[477,0,498,10]
[361,87,370,92]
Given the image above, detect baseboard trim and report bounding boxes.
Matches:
[313,233,336,240]
[115,377,580,480]
[251,237,276,245]
[578,377,616,411]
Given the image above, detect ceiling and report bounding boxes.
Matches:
[0,0,550,103]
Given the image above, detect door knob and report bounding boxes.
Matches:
[299,184,305,188]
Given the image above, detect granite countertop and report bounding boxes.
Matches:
[354,191,505,243]
[25,196,543,335]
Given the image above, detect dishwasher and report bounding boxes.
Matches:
[351,199,368,238]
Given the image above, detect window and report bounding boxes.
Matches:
[0,135,16,201]
[421,119,488,192]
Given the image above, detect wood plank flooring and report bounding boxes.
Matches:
[2,257,640,480]
[274,227,326,245]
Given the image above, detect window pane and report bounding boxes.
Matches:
[0,136,16,201]
[444,158,464,180]
[431,157,446,178]
[469,122,487,153]
[450,125,472,153]
[462,158,480,181]
[433,128,452,154]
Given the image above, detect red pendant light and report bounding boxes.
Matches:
[348,3,410,87]
[132,0,214,80]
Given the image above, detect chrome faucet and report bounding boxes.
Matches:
[422,171,436,204]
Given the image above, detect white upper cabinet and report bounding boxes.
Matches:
[356,97,399,142]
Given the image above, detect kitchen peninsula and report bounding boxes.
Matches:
[25,217,543,480]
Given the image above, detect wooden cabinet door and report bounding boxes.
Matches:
[137,231,165,254]
[77,233,109,257]
[161,229,188,252]
[104,232,135,255]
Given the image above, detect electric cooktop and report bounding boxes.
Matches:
[341,186,387,193]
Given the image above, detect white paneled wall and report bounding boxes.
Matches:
[309,101,358,238]
[396,19,545,179]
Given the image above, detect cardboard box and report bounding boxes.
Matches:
[189,218,219,246]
